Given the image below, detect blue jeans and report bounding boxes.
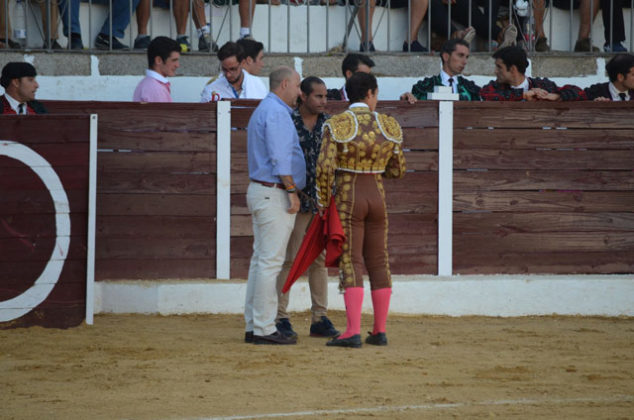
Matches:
[59,0,140,38]
[99,0,141,38]
[58,0,81,36]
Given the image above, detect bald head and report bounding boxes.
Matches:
[269,66,295,91]
[269,66,301,107]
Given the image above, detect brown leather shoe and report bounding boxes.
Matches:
[253,330,297,345]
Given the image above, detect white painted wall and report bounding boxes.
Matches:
[95,275,634,316]
[1,54,610,102]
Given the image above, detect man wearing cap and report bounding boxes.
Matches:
[1,62,47,115]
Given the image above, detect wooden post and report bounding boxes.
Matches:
[216,101,232,280]
[85,114,98,325]
[432,87,459,276]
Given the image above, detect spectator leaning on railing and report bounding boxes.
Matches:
[400,38,481,102]
[480,45,586,101]
[584,53,634,101]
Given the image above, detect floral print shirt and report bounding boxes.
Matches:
[292,108,330,213]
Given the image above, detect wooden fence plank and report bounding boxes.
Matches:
[454,150,634,170]
[454,251,634,274]
[97,129,217,152]
[1,236,87,261]
[97,216,214,238]
[97,151,214,173]
[454,212,634,234]
[228,100,439,129]
[97,194,215,216]
[0,115,91,144]
[0,143,89,167]
[454,232,634,253]
[454,128,634,150]
[0,213,87,239]
[96,259,214,280]
[0,164,92,191]
[454,191,634,212]
[0,190,87,214]
[98,172,215,195]
[96,237,214,259]
[44,100,218,131]
[454,170,634,192]
[454,102,634,129]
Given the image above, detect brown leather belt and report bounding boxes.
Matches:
[251,179,285,190]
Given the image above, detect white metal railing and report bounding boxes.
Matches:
[0,0,632,52]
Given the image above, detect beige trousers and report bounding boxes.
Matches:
[0,0,59,42]
[276,211,329,324]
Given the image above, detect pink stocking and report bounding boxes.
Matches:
[339,287,364,339]
[371,288,392,334]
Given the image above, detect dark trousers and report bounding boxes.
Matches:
[429,0,502,41]
[601,0,625,43]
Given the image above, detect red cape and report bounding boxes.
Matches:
[281,197,345,294]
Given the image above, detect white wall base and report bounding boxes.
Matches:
[95,275,634,317]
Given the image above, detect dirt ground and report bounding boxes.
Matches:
[1,312,633,420]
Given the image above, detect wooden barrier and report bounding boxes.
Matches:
[44,101,218,280]
[453,102,634,274]
[0,115,94,328]
[227,100,440,278]
[40,100,633,281]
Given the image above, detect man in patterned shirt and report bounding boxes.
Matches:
[275,76,340,340]
[480,46,586,102]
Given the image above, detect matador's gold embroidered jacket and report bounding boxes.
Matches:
[316,106,406,207]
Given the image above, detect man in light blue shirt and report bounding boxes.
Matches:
[244,66,304,345]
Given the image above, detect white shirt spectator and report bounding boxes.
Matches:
[200,69,267,102]
[608,82,631,101]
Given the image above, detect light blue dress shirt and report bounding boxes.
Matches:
[247,93,306,190]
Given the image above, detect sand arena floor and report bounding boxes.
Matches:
[1,312,633,419]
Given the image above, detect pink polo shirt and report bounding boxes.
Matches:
[133,69,172,102]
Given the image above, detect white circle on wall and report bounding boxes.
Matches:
[0,140,71,322]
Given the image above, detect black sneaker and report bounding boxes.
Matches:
[365,332,388,346]
[42,39,63,49]
[0,38,22,49]
[326,334,362,348]
[198,32,218,53]
[275,318,298,339]
[310,316,340,337]
[95,33,129,50]
[359,41,375,52]
[133,35,151,50]
[402,40,428,52]
[70,33,84,50]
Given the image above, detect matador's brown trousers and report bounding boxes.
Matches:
[335,172,392,291]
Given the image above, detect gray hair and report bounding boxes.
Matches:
[269,66,295,91]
